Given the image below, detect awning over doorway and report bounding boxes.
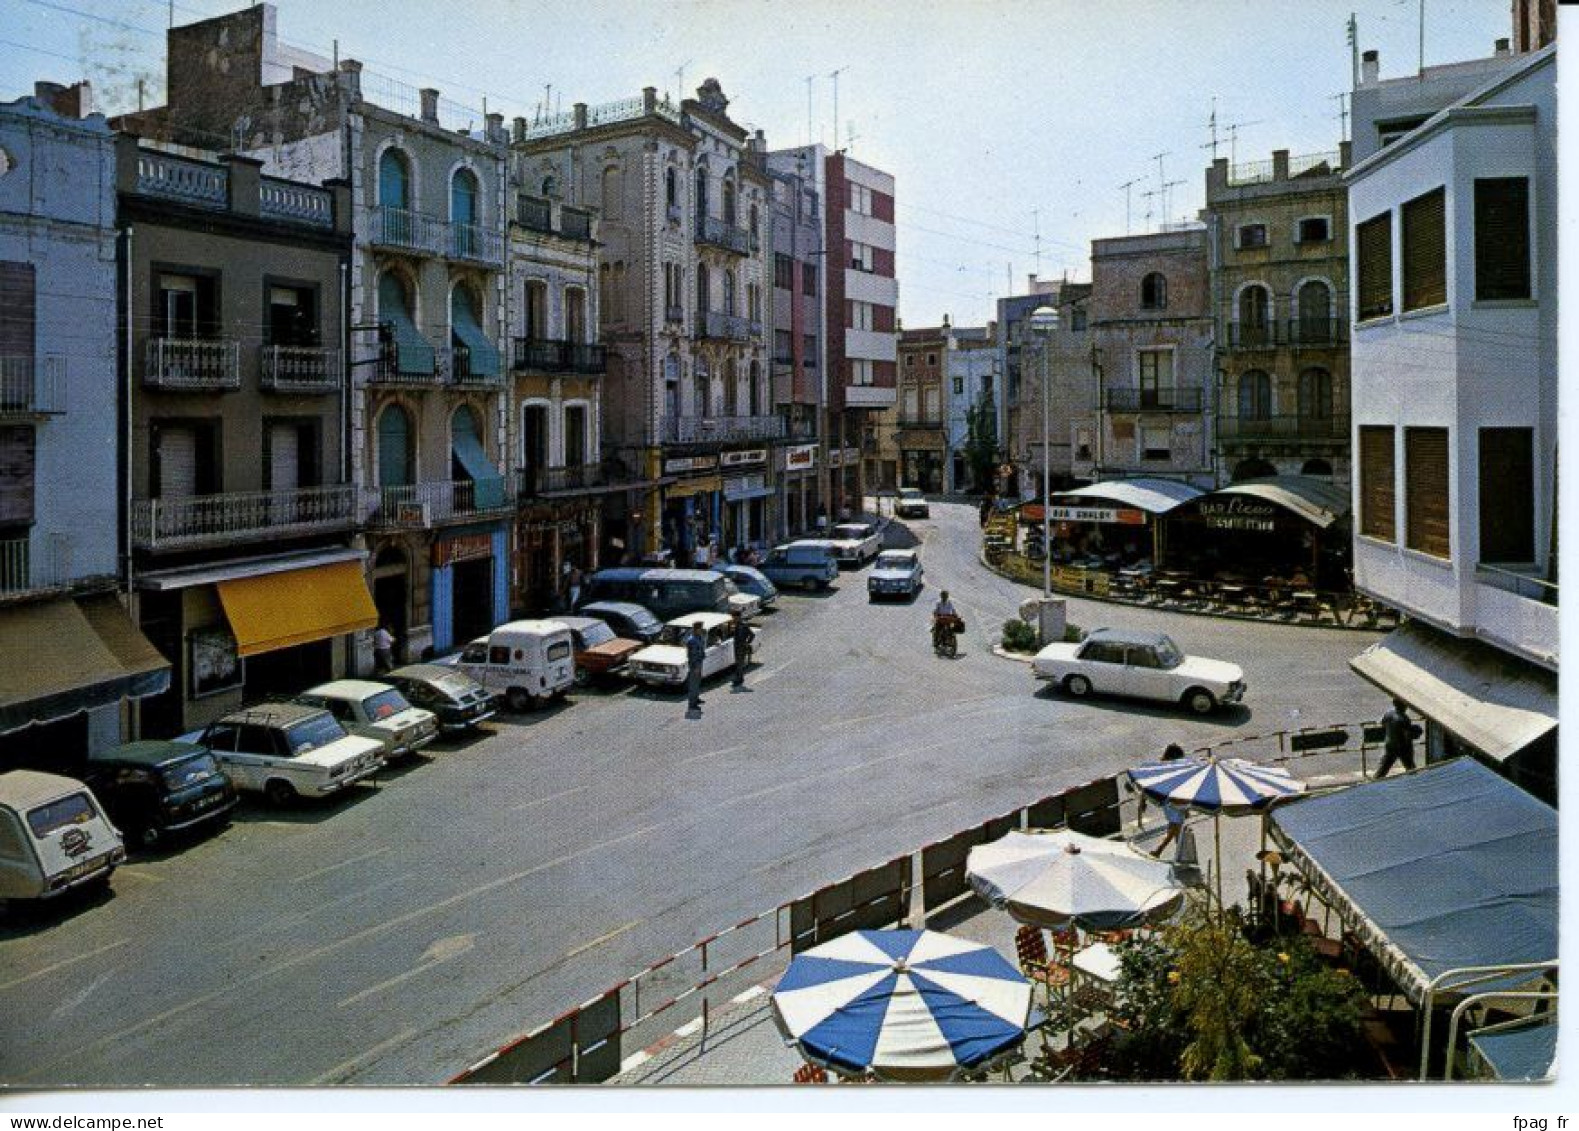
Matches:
[1349,622,1557,763]
[216,560,378,657]
[0,595,171,734]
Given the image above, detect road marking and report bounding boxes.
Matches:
[308,1026,420,1086]
[748,663,790,686]
[113,867,164,883]
[293,846,391,884]
[0,939,129,994]
[508,783,591,812]
[676,742,746,766]
[337,933,475,1009]
[564,918,640,959]
[49,970,114,1020]
[819,711,890,731]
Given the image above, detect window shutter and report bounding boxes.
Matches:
[1474,178,1531,301]
[1356,213,1393,320]
[1359,426,1395,541]
[0,424,35,524]
[0,262,36,359]
[1401,188,1446,311]
[1478,428,1534,563]
[1405,427,1450,558]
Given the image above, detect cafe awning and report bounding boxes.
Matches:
[0,595,171,734]
[216,559,379,657]
[1212,475,1350,529]
[1469,1019,1557,1081]
[1350,622,1557,763]
[1055,478,1204,515]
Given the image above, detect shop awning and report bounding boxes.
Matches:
[450,295,500,377]
[1350,622,1557,763]
[1212,475,1350,528]
[0,595,171,735]
[1269,757,1557,1007]
[1053,478,1204,515]
[216,560,378,657]
[451,426,506,511]
[1469,1019,1557,1081]
[666,476,722,500]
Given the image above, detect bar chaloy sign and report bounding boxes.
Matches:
[1198,496,1278,532]
[1046,505,1146,526]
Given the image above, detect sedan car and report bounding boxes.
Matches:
[718,564,778,609]
[867,549,924,600]
[579,600,665,645]
[83,740,237,847]
[895,487,930,519]
[294,680,440,759]
[626,612,742,689]
[1031,628,1245,715]
[828,522,882,566]
[555,615,645,684]
[757,542,839,591]
[186,704,386,805]
[383,664,497,733]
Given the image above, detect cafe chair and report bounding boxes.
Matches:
[793,1063,829,1085]
[1015,925,1071,1006]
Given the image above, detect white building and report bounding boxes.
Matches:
[1345,42,1556,801]
[943,324,997,493]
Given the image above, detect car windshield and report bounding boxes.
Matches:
[901,488,922,498]
[875,553,912,570]
[26,793,99,838]
[161,753,220,790]
[577,622,616,648]
[283,713,349,755]
[834,525,867,539]
[363,689,412,722]
[659,624,702,646]
[1154,638,1184,668]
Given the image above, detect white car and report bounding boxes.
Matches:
[626,612,744,688]
[867,549,924,599]
[828,522,881,566]
[294,679,440,759]
[187,704,387,805]
[894,487,930,519]
[1031,628,1246,715]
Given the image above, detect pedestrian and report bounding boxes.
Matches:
[566,564,583,610]
[685,619,708,711]
[1376,698,1419,778]
[373,623,396,674]
[730,610,755,689]
[1149,743,1189,859]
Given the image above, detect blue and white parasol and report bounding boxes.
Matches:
[771,928,1033,1081]
[1128,756,1305,814]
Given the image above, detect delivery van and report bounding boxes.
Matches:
[456,620,577,712]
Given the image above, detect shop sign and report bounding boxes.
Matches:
[433,532,494,567]
[783,443,818,471]
[721,449,767,468]
[1047,505,1147,525]
[1198,497,1278,532]
[724,474,767,500]
[665,455,719,475]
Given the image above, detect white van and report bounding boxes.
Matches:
[457,620,576,712]
[0,771,126,902]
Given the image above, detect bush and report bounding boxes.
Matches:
[1065,623,1086,643]
[1001,619,1038,653]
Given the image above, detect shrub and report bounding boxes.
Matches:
[1001,619,1038,653]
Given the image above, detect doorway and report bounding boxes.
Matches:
[452,556,495,642]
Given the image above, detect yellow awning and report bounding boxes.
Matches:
[666,475,722,500]
[217,560,378,657]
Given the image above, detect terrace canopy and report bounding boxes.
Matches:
[1160,475,1351,581]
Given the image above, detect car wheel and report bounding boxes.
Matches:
[1184,688,1217,715]
[506,686,534,713]
[817,579,831,591]
[573,667,591,688]
[138,826,160,848]
[1065,674,1092,698]
[264,779,297,807]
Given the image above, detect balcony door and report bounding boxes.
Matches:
[1297,367,1332,428]
[267,285,317,347]
[563,405,587,469]
[266,420,319,491]
[1238,370,1272,421]
[150,419,217,499]
[379,148,410,211]
[376,405,413,488]
[565,287,587,343]
[157,273,214,340]
[1238,285,1270,345]
[521,404,548,490]
[1297,280,1331,342]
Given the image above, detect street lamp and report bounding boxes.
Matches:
[1028,305,1059,600]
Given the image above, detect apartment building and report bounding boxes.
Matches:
[1004,281,1093,498]
[996,277,1062,498]
[766,154,826,535]
[895,326,947,493]
[0,84,169,770]
[943,324,997,494]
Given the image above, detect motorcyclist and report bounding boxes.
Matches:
[932,590,960,647]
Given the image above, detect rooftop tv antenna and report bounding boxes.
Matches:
[1117,177,1143,235]
[827,66,848,150]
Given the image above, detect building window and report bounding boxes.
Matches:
[1356,212,1393,320]
[749,204,760,247]
[850,358,874,386]
[722,271,736,316]
[849,242,875,272]
[524,280,547,341]
[1358,426,1395,541]
[850,301,874,331]
[266,284,318,347]
[1295,279,1332,342]
[1140,424,1171,461]
[376,405,413,488]
[1236,284,1271,345]
[747,283,760,323]
[450,167,478,226]
[1140,272,1167,310]
[1296,217,1331,244]
[1137,348,1172,406]
[774,253,793,290]
[563,404,587,467]
[926,353,937,367]
[695,263,710,315]
[1237,223,1268,249]
[849,182,873,215]
[1071,307,1087,332]
[1297,367,1332,422]
[0,424,35,526]
[1237,370,1271,420]
[664,167,678,209]
[1401,187,1446,312]
[156,272,216,339]
[1479,428,1534,563]
[378,147,410,211]
[722,178,737,226]
[774,329,792,363]
[541,174,559,199]
[663,262,682,312]
[1474,177,1531,301]
[694,167,709,220]
[802,335,816,366]
[802,264,818,296]
[269,420,321,491]
[565,287,588,342]
[953,377,963,395]
[1405,426,1450,558]
[1377,116,1429,149]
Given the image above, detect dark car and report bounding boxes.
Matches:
[718,564,779,609]
[82,740,237,847]
[578,600,665,645]
[383,664,498,733]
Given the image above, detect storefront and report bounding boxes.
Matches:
[779,442,819,540]
[900,441,946,494]
[515,499,602,617]
[1161,475,1350,587]
[431,526,509,653]
[719,448,772,553]
[662,456,722,563]
[1024,478,1203,564]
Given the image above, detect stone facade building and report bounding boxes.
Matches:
[1006,281,1093,498]
[895,326,947,493]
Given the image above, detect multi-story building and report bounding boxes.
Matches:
[517,81,778,562]
[996,277,1062,497]
[766,154,825,535]
[1345,38,1556,801]
[1006,281,1093,498]
[115,134,365,735]
[895,326,947,493]
[1204,144,1352,484]
[943,323,997,494]
[1076,229,1215,487]
[117,4,516,663]
[773,145,898,514]
[0,83,170,769]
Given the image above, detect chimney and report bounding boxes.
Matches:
[512,116,527,144]
[1361,50,1380,84]
[1494,37,1511,56]
[485,111,504,144]
[420,87,440,124]
[1272,148,1290,181]
[33,81,92,119]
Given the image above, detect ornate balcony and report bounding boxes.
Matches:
[368,205,448,256]
[259,179,334,228]
[449,222,505,267]
[512,338,606,375]
[363,479,514,529]
[1226,322,1280,349]
[143,338,241,391]
[663,415,786,445]
[515,462,646,498]
[1216,413,1350,442]
[696,310,754,343]
[131,484,359,551]
[0,533,71,598]
[1287,317,1347,347]
[439,345,504,387]
[0,355,66,416]
[517,195,552,233]
[695,213,751,256]
[560,208,593,242]
[135,150,227,209]
[260,346,341,393]
[365,339,442,387]
[1103,387,1204,413]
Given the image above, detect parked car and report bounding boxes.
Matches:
[382,664,497,733]
[828,522,882,566]
[1031,627,1246,715]
[455,620,577,712]
[758,541,839,591]
[186,704,386,806]
[718,563,778,609]
[578,600,665,645]
[82,740,237,846]
[895,487,930,519]
[0,771,126,902]
[555,615,645,684]
[867,549,925,600]
[579,568,739,621]
[294,680,440,760]
[627,611,744,689]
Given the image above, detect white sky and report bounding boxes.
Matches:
[3,0,1513,325]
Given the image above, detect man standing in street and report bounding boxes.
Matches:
[685,619,708,712]
[1376,698,1419,778]
[730,610,755,690]
[373,623,396,674]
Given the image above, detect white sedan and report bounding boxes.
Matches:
[1032,628,1245,715]
[626,612,744,688]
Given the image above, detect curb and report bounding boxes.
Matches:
[991,644,1038,665]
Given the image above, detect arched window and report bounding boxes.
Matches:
[1140,272,1166,310]
[377,271,432,376]
[1296,280,1332,343]
[665,167,678,209]
[722,270,736,316]
[1238,284,1271,346]
[450,168,478,225]
[694,167,709,220]
[449,283,497,380]
[1238,369,1271,420]
[1297,367,1332,422]
[378,147,410,210]
[722,177,737,226]
[695,262,710,315]
[1301,458,1333,478]
[376,404,413,487]
[541,174,559,198]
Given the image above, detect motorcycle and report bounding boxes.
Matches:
[932,614,963,658]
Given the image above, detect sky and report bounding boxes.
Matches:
[1,0,1514,326]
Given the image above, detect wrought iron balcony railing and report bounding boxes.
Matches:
[663,415,786,444]
[696,310,754,342]
[369,205,449,255]
[363,478,513,528]
[450,222,505,266]
[512,338,606,375]
[517,462,624,497]
[365,337,442,386]
[143,338,241,390]
[517,195,553,232]
[695,213,751,255]
[439,345,504,387]
[0,355,66,415]
[0,533,71,597]
[1286,317,1347,347]
[1226,322,1280,349]
[1102,386,1204,413]
[1216,413,1350,442]
[560,208,593,241]
[131,484,359,550]
[260,345,340,393]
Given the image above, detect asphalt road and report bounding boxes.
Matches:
[0,501,1385,1087]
